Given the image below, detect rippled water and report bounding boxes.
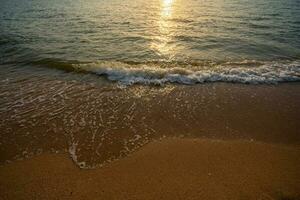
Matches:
[0,0,300,84]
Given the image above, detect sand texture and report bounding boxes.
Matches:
[1,138,299,200]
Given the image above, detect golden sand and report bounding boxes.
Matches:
[1,138,299,200]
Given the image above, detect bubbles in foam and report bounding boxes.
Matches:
[74,60,300,85]
[68,141,87,169]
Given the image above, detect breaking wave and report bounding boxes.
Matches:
[34,59,300,85]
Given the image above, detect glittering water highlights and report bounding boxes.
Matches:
[0,66,300,168]
[0,0,299,83]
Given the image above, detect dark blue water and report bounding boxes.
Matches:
[0,0,300,84]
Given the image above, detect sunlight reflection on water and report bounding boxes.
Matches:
[0,0,299,63]
[151,0,176,58]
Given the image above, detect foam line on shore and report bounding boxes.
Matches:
[74,60,300,85]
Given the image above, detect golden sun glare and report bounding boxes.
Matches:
[150,0,176,57]
[161,0,174,17]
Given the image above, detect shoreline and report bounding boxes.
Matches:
[1,68,300,199]
[1,138,300,200]
[1,0,300,198]
[1,78,300,167]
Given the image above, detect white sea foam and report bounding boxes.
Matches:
[74,60,300,85]
[69,141,87,169]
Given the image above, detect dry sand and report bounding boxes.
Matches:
[1,138,299,200]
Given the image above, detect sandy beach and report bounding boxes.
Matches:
[1,77,300,166]
[1,0,300,199]
[0,71,300,200]
[1,138,300,200]
[1,68,300,199]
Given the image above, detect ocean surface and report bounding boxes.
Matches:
[0,0,300,85]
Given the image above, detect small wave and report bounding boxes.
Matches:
[31,58,82,72]
[28,58,300,85]
[71,60,300,85]
[169,18,194,23]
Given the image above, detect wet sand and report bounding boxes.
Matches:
[1,138,300,200]
[1,67,300,199]
[1,66,300,168]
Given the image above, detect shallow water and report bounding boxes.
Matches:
[1,65,300,168]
